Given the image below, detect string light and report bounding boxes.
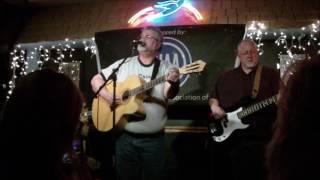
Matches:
[6,20,319,99]
[246,20,320,61]
[246,21,266,55]
[6,38,97,100]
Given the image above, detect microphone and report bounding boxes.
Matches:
[132,40,145,47]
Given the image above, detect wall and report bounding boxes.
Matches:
[18,0,320,42]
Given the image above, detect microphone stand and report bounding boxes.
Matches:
[92,43,138,180]
[94,43,138,128]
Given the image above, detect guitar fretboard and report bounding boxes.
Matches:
[127,75,166,97]
[237,95,277,119]
[121,60,205,98]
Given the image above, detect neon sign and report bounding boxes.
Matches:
[128,0,203,27]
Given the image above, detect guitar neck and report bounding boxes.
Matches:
[124,59,206,97]
[237,95,277,119]
[128,75,166,96]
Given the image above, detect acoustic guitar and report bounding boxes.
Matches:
[92,60,206,132]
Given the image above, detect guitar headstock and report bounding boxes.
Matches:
[179,60,206,75]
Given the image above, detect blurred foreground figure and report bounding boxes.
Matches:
[0,69,90,180]
[267,57,320,180]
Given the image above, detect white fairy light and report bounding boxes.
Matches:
[6,37,97,99]
[246,21,267,55]
[246,20,319,72]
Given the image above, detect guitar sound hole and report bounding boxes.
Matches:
[122,91,129,101]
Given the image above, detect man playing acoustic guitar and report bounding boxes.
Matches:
[208,39,279,180]
[91,26,179,180]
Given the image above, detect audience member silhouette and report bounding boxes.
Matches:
[266,57,320,180]
[0,69,88,180]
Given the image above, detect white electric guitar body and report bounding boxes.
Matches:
[209,95,277,142]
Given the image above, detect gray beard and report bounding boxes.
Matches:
[137,45,147,52]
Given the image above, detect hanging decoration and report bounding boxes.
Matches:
[245,21,267,55]
[128,0,203,27]
[246,20,320,57]
[6,20,319,99]
[7,38,97,99]
[245,20,320,73]
[58,61,81,87]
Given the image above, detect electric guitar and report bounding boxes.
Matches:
[92,60,206,132]
[209,95,277,142]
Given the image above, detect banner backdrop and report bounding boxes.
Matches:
[95,24,245,118]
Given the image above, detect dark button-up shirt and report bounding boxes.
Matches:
[209,65,280,140]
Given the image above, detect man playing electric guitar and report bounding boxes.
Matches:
[208,39,279,180]
[91,26,179,180]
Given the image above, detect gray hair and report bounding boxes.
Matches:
[141,26,163,52]
[142,26,163,43]
[237,39,258,52]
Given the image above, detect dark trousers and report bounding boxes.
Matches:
[86,129,116,180]
[209,135,267,180]
[115,131,166,180]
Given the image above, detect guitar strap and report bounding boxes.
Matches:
[146,58,160,96]
[252,64,263,99]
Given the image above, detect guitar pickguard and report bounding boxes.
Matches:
[209,95,277,142]
[211,107,249,142]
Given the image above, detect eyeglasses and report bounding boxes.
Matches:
[139,35,160,41]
